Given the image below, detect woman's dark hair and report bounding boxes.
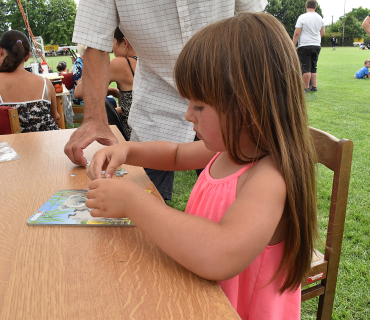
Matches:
[57,61,67,72]
[114,27,125,44]
[0,30,30,73]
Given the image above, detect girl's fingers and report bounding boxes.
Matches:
[104,155,122,178]
[88,179,101,191]
[85,198,98,209]
[90,208,103,217]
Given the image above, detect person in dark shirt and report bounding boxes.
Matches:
[330,35,337,51]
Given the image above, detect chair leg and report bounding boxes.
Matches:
[316,279,335,320]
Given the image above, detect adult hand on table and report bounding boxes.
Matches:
[64,120,118,166]
[64,47,117,167]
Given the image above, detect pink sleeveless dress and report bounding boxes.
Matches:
[185,153,300,320]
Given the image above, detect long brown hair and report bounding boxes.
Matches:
[175,12,317,292]
[0,30,30,73]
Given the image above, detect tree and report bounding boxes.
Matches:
[351,6,370,23]
[3,0,77,45]
[332,12,364,45]
[44,0,77,45]
[5,0,48,38]
[265,0,323,38]
[0,0,9,35]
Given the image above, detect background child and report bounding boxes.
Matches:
[85,12,317,320]
[56,61,69,74]
[354,59,370,79]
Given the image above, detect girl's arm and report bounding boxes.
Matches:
[46,79,60,125]
[87,139,215,179]
[86,155,286,281]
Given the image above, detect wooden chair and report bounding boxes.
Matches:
[105,99,129,141]
[72,105,84,124]
[0,106,21,135]
[301,127,353,320]
[60,72,74,90]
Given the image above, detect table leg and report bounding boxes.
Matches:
[56,96,66,129]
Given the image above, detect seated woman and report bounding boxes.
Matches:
[57,61,69,74]
[72,44,87,105]
[0,30,60,132]
[109,27,137,140]
[74,28,137,140]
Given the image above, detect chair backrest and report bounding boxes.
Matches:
[0,106,21,135]
[301,127,353,319]
[61,72,74,90]
[105,99,129,141]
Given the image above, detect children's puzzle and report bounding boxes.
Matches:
[27,190,134,226]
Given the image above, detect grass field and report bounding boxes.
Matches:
[167,47,370,319]
[41,48,370,318]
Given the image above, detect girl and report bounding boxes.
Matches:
[0,30,60,132]
[86,12,317,320]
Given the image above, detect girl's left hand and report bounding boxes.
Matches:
[86,178,147,219]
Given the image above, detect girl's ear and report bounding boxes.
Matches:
[24,52,31,62]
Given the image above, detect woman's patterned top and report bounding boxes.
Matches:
[72,57,83,105]
[0,77,59,132]
[118,56,137,141]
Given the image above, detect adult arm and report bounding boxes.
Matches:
[363,15,370,37]
[64,48,118,166]
[73,79,83,100]
[320,26,325,38]
[292,27,301,47]
[46,78,60,125]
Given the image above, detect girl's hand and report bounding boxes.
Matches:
[87,144,129,180]
[86,179,146,219]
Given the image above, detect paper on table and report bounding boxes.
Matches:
[0,142,21,162]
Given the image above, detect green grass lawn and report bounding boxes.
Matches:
[39,48,370,318]
[167,47,370,319]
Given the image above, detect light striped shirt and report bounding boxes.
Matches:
[73,0,267,143]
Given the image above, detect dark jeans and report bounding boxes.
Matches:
[297,46,321,74]
[144,168,174,201]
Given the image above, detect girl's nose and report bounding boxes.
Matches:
[184,105,194,122]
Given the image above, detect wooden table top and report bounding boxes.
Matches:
[0,127,240,320]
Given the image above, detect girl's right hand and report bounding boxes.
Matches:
[86,144,129,180]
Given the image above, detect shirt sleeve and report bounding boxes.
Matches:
[72,0,119,52]
[295,15,303,28]
[235,0,268,13]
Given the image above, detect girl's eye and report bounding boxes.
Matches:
[194,106,203,112]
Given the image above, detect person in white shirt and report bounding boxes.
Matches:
[64,0,267,200]
[292,0,325,92]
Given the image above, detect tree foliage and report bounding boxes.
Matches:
[265,0,323,38]
[2,0,77,45]
[331,12,365,45]
[0,0,9,35]
[351,6,370,23]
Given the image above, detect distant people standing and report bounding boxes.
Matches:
[330,35,337,50]
[292,0,325,92]
[363,14,370,36]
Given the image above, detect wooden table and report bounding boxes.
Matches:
[55,85,70,129]
[0,127,240,320]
